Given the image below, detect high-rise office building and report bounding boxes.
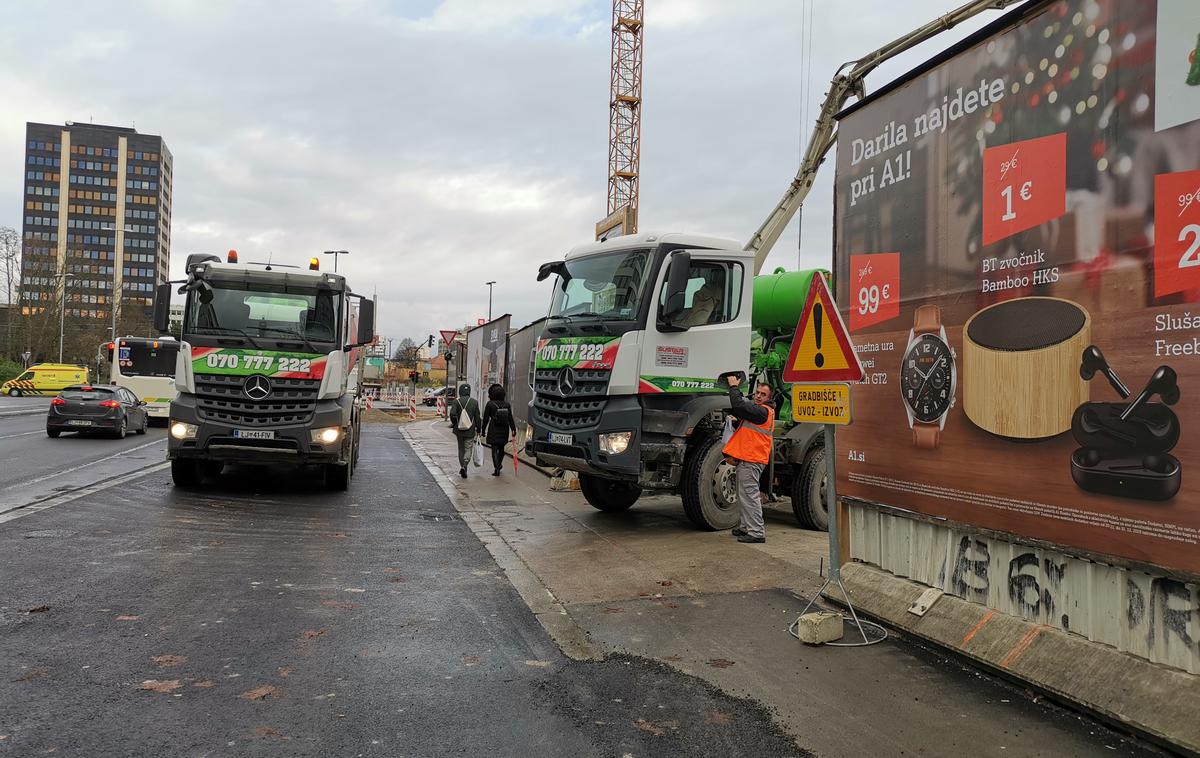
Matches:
[20,121,172,341]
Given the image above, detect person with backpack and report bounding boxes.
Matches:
[448,383,481,479]
[480,383,518,477]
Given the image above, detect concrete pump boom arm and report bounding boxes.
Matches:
[744,0,1025,274]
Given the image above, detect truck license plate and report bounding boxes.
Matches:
[548,432,573,445]
[233,429,275,440]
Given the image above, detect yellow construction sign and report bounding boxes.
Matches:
[782,274,864,383]
[791,383,851,425]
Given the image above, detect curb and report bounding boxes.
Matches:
[837,561,1199,755]
[0,408,45,418]
[401,426,600,662]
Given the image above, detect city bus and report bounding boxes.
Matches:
[98,337,180,423]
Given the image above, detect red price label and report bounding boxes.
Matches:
[849,253,900,331]
[1154,169,1200,299]
[982,133,1067,246]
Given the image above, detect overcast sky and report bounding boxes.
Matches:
[0,0,1004,342]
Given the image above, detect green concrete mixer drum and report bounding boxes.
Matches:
[751,267,827,331]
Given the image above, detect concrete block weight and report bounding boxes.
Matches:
[797,611,844,644]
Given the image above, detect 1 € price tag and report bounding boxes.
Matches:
[1154,169,1200,299]
[849,253,900,331]
[982,133,1066,246]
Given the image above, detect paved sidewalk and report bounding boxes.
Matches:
[403,420,1159,758]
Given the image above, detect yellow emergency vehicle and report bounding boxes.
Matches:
[2,364,89,396]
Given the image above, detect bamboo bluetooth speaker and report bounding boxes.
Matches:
[963,297,1090,439]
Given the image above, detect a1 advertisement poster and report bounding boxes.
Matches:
[833,0,1200,576]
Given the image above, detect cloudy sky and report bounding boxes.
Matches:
[0,0,1004,342]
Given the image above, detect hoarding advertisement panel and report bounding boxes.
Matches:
[834,0,1200,575]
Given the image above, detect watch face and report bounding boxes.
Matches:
[902,334,954,423]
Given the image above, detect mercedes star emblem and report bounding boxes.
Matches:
[243,374,272,400]
[556,367,577,397]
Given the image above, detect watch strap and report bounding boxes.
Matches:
[913,304,941,336]
[912,422,940,449]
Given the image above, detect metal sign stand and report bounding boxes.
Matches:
[788,424,887,647]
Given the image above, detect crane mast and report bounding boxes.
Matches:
[745,0,1025,274]
[603,0,645,238]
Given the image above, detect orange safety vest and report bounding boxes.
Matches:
[722,404,774,464]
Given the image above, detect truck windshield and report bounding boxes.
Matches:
[186,282,341,344]
[548,249,650,320]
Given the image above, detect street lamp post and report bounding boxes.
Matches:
[485,281,496,321]
[323,250,350,272]
[55,273,76,363]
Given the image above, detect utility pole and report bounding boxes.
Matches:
[485,281,496,321]
[55,273,76,363]
[323,249,350,272]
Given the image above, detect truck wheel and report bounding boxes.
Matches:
[325,463,350,491]
[171,459,201,488]
[579,473,640,512]
[792,445,829,531]
[680,433,741,531]
[201,461,224,479]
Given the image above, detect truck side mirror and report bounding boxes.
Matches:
[660,251,691,326]
[356,298,375,346]
[152,283,172,333]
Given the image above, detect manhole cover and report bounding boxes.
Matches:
[23,529,74,539]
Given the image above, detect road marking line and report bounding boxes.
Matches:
[18,438,165,489]
[999,627,1041,669]
[0,430,43,440]
[961,610,995,646]
[0,462,170,524]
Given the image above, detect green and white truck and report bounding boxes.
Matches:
[152,252,375,490]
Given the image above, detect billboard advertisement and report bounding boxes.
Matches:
[834,0,1200,575]
[465,315,510,401]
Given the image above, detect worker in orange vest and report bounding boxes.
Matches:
[723,375,775,543]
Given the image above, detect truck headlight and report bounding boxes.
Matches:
[311,426,342,444]
[170,421,197,440]
[599,431,632,455]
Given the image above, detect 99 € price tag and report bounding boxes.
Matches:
[1155,169,1200,299]
[849,253,900,331]
[982,132,1066,246]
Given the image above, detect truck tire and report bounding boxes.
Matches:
[171,459,200,488]
[325,463,350,491]
[792,445,829,531]
[680,433,741,531]
[202,461,224,479]
[579,473,640,512]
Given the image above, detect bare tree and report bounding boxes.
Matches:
[0,227,20,359]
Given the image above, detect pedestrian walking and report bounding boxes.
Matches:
[448,383,481,479]
[480,383,518,477]
[722,375,775,543]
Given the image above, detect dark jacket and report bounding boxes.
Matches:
[728,387,769,426]
[448,384,481,437]
[481,400,517,445]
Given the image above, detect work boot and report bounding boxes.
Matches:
[731,527,747,537]
[492,469,501,477]
[460,467,467,479]
[737,534,765,544]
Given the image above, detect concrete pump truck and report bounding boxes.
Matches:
[152,251,375,491]
[526,0,1021,530]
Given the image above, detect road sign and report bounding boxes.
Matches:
[21,351,31,367]
[440,330,458,348]
[782,273,864,383]
[791,383,851,425]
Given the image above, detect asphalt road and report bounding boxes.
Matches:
[0,425,805,756]
[0,396,167,514]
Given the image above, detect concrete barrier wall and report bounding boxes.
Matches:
[848,502,1200,675]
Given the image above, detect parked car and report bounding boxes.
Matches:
[47,384,149,439]
[422,386,456,406]
[3,363,89,396]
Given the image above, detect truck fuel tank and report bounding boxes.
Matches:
[751,268,826,331]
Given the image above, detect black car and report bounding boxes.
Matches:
[47,384,149,439]
[422,386,456,406]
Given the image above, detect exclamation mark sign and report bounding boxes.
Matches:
[813,303,825,368]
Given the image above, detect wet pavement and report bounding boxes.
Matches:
[0,424,804,756]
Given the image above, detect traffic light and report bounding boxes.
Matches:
[427,334,434,348]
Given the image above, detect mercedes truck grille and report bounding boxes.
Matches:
[532,368,609,429]
[195,375,321,427]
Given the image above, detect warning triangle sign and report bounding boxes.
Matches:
[440,330,459,348]
[781,274,864,383]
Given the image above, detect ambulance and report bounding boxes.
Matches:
[2,364,90,396]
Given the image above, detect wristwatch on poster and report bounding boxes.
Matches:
[901,304,957,449]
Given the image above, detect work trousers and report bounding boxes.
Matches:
[455,435,474,471]
[735,459,766,538]
[490,443,506,473]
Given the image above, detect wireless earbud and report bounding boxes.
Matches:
[1079,345,1129,398]
[1120,366,1180,421]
